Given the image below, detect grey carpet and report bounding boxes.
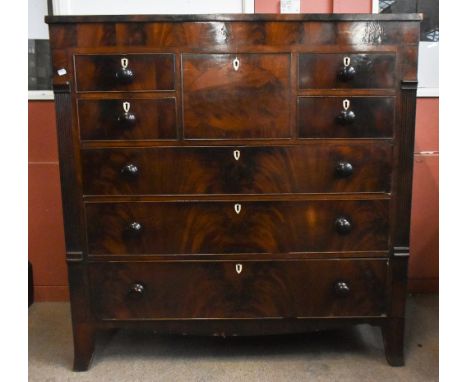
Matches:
[29,294,438,381]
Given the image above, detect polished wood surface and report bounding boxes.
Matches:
[297,96,395,138]
[46,14,423,23]
[85,200,389,255]
[298,53,396,89]
[75,54,175,92]
[78,98,177,140]
[47,14,420,370]
[81,143,392,195]
[89,259,387,319]
[183,54,290,139]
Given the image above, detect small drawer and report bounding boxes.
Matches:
[297,96,395,138]
[298,53,396,89]
[81,143,392,195]
[85,200,389,255]
[74,54,175,92]
[78,98,177,141]
[89,259,387,320]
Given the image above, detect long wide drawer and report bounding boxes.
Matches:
[81,143,392,195]
[85,200,389,255]
[89,259,387,320]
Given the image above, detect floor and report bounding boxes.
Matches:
[28,295,438,382]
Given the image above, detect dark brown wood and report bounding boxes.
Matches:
[47,14,420,370]
[297,96,395,138]
[85,200,389,255]
[75,54,175,92]
[183,53,290,139]
[299,53,396,89]
[81,143,392,195]
[78,97,177,140]
[67,261,95,371]
[88,259,387,320]
[46,14,423,23]
[393,81,418,247]
[382,318,405,366]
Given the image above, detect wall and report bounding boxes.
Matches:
[28,101,68,301]
[28,0,438,300]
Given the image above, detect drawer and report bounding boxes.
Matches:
[183,53,291,139]
[85,200,389,255]
[81,143,392,195]
[298,53,396,89]
[78,98,177,141]
[89,259,387,319]
[74,54,175,92]
[297,96,395,138]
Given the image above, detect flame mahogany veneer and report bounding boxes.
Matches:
[46,13,421,371]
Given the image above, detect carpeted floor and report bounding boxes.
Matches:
[28,294,438,381]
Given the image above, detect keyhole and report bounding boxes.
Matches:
[235,264,243,274]
[233,57,240,71]
[123,101,130,113]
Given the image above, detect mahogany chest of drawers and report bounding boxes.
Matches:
[46,13,421,371]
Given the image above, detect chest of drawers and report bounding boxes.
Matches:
[46,13,421,371]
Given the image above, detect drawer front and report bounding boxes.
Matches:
[298,53,396,89]
[75,54,175,92]
[85,200,389,255]
[183,53,291,139]
[81,143,392,195]
[89,259,387,319]
[78,98,177,140]
[298,96,395,138]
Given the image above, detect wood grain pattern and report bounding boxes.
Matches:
[88,259,387,319]
[78,98,177,140]
[81,143,392,195]
[183,54,290,139]
[298,53,396,89]
[48,20,420,50]
[46,14,421,370]
[75,54,175,92]
[85,200,389,255]
[297,96,395,138]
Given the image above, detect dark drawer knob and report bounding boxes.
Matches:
[128,283,145,296]
[129,221,143,233]
[334,281,351,297]
[115,58,134,84]
[337,99,356,125]
[121,163,139,176]
[335,217,352,234]
[337,110,356,124]
[335,161,354,178]
[338,56,356,82]
[117,101,137,127]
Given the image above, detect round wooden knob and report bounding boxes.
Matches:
[334,281,351,297]
[129,221,143,233]
[338,65,356,82]
[121,163,139,176]
[128,283,145,296]
[335,217,352,234]
[117,112,137,127]
[337,110,356,125]
[335,161,354,178]
[115,67,134,84]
